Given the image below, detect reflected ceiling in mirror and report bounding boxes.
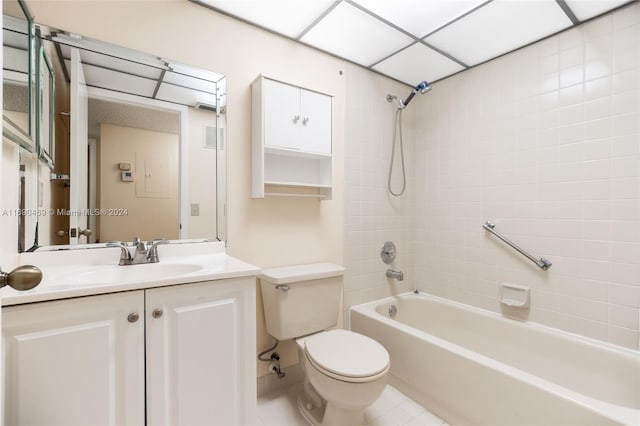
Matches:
[51,32,224,110]
[88,98,180,138]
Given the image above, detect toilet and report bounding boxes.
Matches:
[259,263,390,425]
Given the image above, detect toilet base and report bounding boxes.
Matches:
[297,393,323,425]
[297,380,367,426]
[322,402,365,425]
[297,378,325,425]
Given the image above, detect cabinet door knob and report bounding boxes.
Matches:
[152,308,163,319]
[293,115,300,123]
[127,312,139,323]
[302,117,309,125]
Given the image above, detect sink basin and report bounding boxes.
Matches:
[69,263,203,286]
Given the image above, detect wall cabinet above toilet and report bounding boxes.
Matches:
[252,75,333,199]
[262,77,331,154]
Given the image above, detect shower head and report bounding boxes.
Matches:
[402,80,431,108]
[416,81,432,94]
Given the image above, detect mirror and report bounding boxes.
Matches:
[21,24,226,249]
[2,0,34,149]
[3,0,39,253]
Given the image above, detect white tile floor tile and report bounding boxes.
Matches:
[257,383,447,426]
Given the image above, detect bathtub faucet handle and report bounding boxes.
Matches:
[386,268,404,281]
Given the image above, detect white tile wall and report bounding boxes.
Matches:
[413,3,640,350]
[343,65,416,327]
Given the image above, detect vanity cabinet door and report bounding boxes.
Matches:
[145,277,256,426]
[2,291,145,425]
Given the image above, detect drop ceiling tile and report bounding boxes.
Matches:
[53,34,167,69]
[373,43,465,85]
[156,83,217,108]
[301,1,414,66]
[425,0,572,66]
[163,71,216,95]
[565,0,630,21]
[80,63,157,98]
[351,0,486,37]
[166,62,224,83]
[3,28,28,49]
[197,0,335,38]
[3,45,29,74]
[78,50,162,79]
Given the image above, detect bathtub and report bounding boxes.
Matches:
[350,292,639,425]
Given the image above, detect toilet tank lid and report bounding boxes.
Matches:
[259,263,345,284]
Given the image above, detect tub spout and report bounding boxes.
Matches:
[386,268,404,281]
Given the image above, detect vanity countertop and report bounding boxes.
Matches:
[2,242,259,306]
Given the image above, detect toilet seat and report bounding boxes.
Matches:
[304,329,390,383]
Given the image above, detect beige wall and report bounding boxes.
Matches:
[99,123,179,242]
[28,0,346,375]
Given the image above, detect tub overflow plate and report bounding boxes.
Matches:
[388,305,397,317]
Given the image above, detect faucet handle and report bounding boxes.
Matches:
[107,241,133,265]
[147,239,167,263]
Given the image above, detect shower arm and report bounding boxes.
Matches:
[387,81,431,110]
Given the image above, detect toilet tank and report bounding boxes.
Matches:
[259,263,345,340]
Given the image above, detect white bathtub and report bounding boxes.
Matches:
[350,292,639,425]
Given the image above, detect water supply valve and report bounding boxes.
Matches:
[268,352,286,379]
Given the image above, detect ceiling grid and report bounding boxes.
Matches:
[192,0,635,86]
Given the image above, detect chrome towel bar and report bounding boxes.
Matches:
[483,221,552,271]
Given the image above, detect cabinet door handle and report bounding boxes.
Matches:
[152,308,163,319]
[127,312,139,323]
[293,115,300,123]
[302,116,309,125]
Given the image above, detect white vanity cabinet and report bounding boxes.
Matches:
[252,75,333,199]
[145,278,256,426]
[2,291,145,425]
[2,277,256,426]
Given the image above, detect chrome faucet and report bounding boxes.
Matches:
[107,238,166,265]
[386,268,404,281]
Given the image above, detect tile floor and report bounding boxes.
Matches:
[257,383,448,426]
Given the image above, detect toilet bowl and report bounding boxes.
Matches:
[258,264,390,425]
[296,329,390,425]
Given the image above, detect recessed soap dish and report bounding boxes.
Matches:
[499,283,530,308]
